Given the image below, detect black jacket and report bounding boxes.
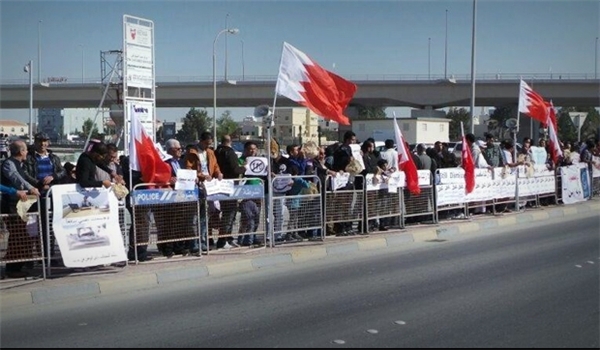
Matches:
[215,145,243,179]
[75,152,113,188]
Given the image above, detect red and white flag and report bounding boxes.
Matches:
[393,114,420,195]
[275,42,357,126]
[129,104,172,184]
[460,122,475,194]
[546,101,563,164]
[518,80,548,124]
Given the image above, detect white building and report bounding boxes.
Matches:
[273,107,320,146]
[0,120,29,138]
[352,117,451,145]
[240,115,263,139]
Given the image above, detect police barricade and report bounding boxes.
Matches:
[131,184,200,263]
[491,167,517,213]
[403,170,435,224]
[435,168,468,222]
[202,178,266,252]
[0,201,45,280]
[524,165,558,206]
[324,174,365,237]
[591,156,600,197]
[464,168,497,214]
[364,172,404,233]
[557,164,593,205]
[44,184,128,276]
[271,175,322,243]
[516,165,540,209]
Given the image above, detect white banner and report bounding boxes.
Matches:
[175,169,197,190]
[127,101,154,138]
[244,157,268,176]
[350,144,365,170]
[530,146,547,165]
[386,171,405,194]
[126,45,153,68]
[126,66,154,89]
[51,184,127,268]
[125,22,152,47]
[560,164,588,204]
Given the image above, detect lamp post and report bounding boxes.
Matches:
[225,14,230,81]
[38,20,42,84]
[469,0,477,134]
[80,44,85,83]
[24,61,33,144]
[428,37,431,80]
[595,36,598,79]
[213,27,240,142]
[444,9,448,80]
[241,39,245,81]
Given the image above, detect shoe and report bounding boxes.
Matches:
[291,233,304,241]
[180,249,190,256]
[308,237,322,242]
[378,226,388,231]
[227,241,240,248]
[222,242,233,250]
[139,255,154,262]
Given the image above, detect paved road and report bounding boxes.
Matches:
[1,212,598,348]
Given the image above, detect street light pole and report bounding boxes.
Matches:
[80,44,85,83]
[213,28,240,142]
[428,37,431,80]
[595,36,598,79]
[241,39,245,81]
[25,61,33,144]
[225,14,229,81]
[38,20,42,84]
[444,9,448,80]
[469,0,477,134]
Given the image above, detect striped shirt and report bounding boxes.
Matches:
[35,153,53,181]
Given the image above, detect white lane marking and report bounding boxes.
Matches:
[575,265,583,268]
[366,329,379,334]
[332,339,346,345]
[394,320,407,325]
[78,323,88,326]
[587,261,595,264]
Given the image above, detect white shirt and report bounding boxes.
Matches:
[380,148,399,171]
[198,150,209,175]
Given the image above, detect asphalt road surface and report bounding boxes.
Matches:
[1,213,598,348]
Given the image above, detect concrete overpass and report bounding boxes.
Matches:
[0,79,598,109]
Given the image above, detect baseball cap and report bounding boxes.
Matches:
[34,132,50,141]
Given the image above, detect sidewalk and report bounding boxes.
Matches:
[1,200,598,310]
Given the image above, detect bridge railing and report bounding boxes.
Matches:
[1,73,597,85]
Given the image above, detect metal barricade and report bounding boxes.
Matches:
[404,170,436,225]
[434,169,468,222]
[593,176,600,197]
[364,174,403,233]
[131,184,200,263]
[203,178,267,252]
[555,167,564,204]
[491,167,518,213]
[0,200,45,280]
[324,174,365,237]
[271,175,322,243]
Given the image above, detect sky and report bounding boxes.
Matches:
[1,0,598,124]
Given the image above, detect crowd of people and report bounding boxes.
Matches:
[1,129,599,277]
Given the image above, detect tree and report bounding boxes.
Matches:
[487,105,517,141]
[579,107,600,142]
[446,107,471,141]
[217,110,239,140]
[80,118,101,139]
[556,107,578,143]
[175,108,212,144]
[355,105,386,119]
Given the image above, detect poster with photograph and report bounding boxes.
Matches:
[51,184,127,267]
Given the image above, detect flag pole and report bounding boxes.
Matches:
[265,42,285,248]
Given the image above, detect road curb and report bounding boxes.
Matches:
[1,200,598,310]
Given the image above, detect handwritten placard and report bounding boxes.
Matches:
[332,172,350,191]
[175,169,197,190]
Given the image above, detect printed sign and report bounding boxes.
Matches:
[332,172,350,191]
[126,45,153,68]
[560,164,588,204]
[175,169,197,190]
[244,157,268,176]
[203,179,235,197]
[207,184,265,200]
[273,174,293,193]
[125,22,152,47]
[51,184,127,268]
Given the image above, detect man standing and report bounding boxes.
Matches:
[379,139,399,172]
[215,135,244,249]
[24,132,65,195]
[483,133,503,168]
[1,140,41,278]
[237,141,264,246]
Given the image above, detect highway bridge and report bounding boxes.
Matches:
[1,75,598,109]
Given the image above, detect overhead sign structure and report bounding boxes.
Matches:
[123,15,156,152]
